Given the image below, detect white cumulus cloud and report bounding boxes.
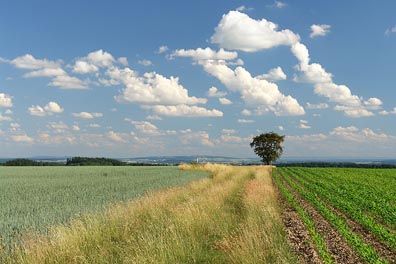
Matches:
[0,93,13,107]
[310,24,331,38]
[157,45,169,54]
[11,54,61,70]
[150,104,223,117]
[219,97,232,105]
[211,11,300,52]
[256,66,287,81]
[171,47,238,61]
[138,59,153,66]
[306,102,329,109]
[72,112,103,119]
[111,67,207,105]
[28,102,64,116]
[207,86,227,97]
[72,49,115,74]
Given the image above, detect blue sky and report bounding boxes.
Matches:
[1,0,396,158]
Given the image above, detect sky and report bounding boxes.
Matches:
[1,0,396,158]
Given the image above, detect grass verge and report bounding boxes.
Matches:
[3,164,298,264]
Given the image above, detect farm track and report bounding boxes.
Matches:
[277,172,362,264]
[286,169,396,262]
[3,164,299,264]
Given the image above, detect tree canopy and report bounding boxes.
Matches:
[250,132,285,165]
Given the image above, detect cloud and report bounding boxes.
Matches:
[146,115,162,120]
[330,126,390,142]
[117,57,128,66]
[72,112,103,119]
[72,61,99,74]
[0,93,13,107]
[71,49,115,75]
[8,54,89,89]
[157,45,169,54]
[222,129,236,134]
[241,109,252,116]
[274,1,286,8]
[207,86,227,97]
[107,131,126,142]
[211,11,299,52]
[111,67,207,105]
[364,97,382,110]
[238,119,255,123]
[28,101,64,116]
[72,125,80,131]
[298,124,311,129]
[278,125,285,131]
[287,133,328,142]
[138,59,153,66]
[333,105,374,118]
[209,12,380,118]
[291,42,377,117]
[4,109,13,114]
[379,107,396,115]
[49,75,88,89]
[180,131,214,147]
[385,26,396,36]
[256,66,287,81]
[10,54,61,70]
[219,97,232,105]
[150,104,223,117]
[298,119,310,129]
[306,102,329,109]
[130,120,161,136]
[310,24,331,38]
[235,6,253,12]
[10,134,34,143]
[171,47,238,61]
[0,113,12,121]
[24,68,67,78]
[201,60,304,116]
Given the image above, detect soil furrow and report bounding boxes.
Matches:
[285,171,396,263]
[278,172,362,264]
[276,186,322,264]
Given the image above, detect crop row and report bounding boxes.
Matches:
[288,167,396,228]
[276,168,388,263]
[284,167,396,249]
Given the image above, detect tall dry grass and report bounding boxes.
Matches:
[4,164,297,264]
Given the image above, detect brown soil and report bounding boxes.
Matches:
[283,172,396,264]
[323,197,396,263]
[277,173,363,264]
[280,197,323,264]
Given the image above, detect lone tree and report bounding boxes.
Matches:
[250,132,285,165]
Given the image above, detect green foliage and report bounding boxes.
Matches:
[4,159,56,166]
[277,168,394,263]
[66,157,127,166]
[273,170,334,264]
[250,132,285,165]
[0,166,208,250]
[284,167,396,249]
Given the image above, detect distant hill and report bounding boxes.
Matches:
[121,155,260,165]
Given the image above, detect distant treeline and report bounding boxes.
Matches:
[66,157,126,166]
[2,159,59,166]
[1,157,172,166]
[276,162,396,168]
